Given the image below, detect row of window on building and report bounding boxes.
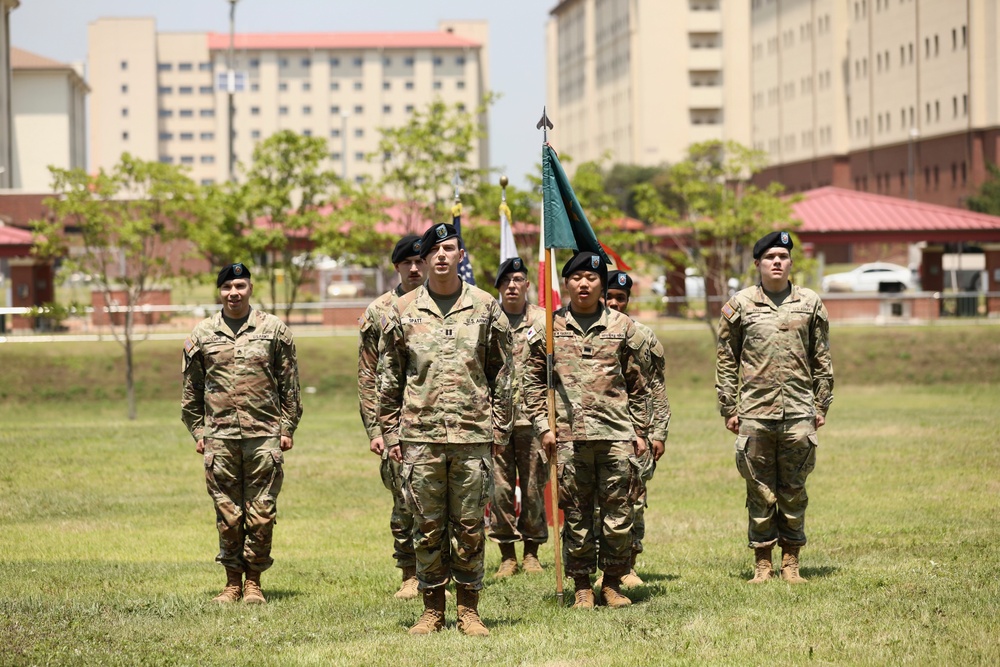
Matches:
[229,54,467,70]
[855,0,919,20]
[757,125,834,154]
[856,95,969,138]
[755,71,833,108]
[754,15,831,59]
[854,27,967,80]
[854,162,968,194]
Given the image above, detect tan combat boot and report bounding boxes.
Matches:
[395,566,419,600]
[521,542,543,574]
[242,570,266,604]
[571,576,595,609]
[456,587,489,637]
[621,553,644,588]
[494,542,518,578]
[211,568,243,604]
[408,586,446,635]
[781,546,808,584]
[600,575,633,608]
[747,547,774,584]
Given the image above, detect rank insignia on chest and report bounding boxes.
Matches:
[444,327,454,338]
[582,344,594,358]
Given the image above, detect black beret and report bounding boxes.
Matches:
[418,223,462,258]
[606,270,633,293]
[753,231,794,260]
[494,257,528,287]
[391,235,422,265]
[561,251,608,286]
[217,263,251,287]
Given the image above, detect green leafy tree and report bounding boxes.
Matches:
[189,131,387,319]
[633,140,801,338]
[373,95,496,230]
[32,154,207,419]
[965,163,1000,215]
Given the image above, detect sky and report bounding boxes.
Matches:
[10,0,553,188]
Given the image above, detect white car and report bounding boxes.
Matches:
[821,262,915,293]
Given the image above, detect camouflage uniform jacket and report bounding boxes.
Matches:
[716,283,834,420]
[182,308,303,441]
[522,305,649,442]
[509,303,548,428]
[377,281,514,448]
[358,285,405,440]
[633,320,672,443]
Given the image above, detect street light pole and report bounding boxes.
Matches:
[907,126,919,201]
[227,0,239,182]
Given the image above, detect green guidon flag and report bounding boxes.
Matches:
[541,143,611,266]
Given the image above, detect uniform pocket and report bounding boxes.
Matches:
[379,452,395,492]
[266,449,285,498]
[798,433,819,478]
[400,462,418,514]
[626,454,644,505]
[734,435,752,481]
[204,451,241,527]
[478,455,494,510]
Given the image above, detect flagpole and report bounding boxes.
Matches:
[537,106,563,605]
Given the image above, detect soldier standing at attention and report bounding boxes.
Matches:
[182,263,303,604]
[378,223,513,637]
[489,257,549,578]
[358,235,427,600]
[604,270,671,588]
[523,251,649,610]
[716,231,834,584]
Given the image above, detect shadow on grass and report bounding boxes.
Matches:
[392,617,523,632]
[732,565,839,581]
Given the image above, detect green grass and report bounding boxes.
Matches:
[1,326,999,665]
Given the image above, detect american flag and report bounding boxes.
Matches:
[454,211,476,285]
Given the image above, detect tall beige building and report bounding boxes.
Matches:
[9,48,88,191]
[88,18,489,186]
[752,0,999,208]
[546,0,751,171]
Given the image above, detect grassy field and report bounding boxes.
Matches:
[1,325,999,665]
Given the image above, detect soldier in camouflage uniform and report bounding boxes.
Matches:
[489,257,549,578]
[716,231,834,585]
[182,263,303,604]
[523,251,649,610]
[605,270,671,588]
[378,223,513,637]
[358,234,427,600]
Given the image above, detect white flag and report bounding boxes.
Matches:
[499,202,518,263]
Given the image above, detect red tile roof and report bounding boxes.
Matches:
[795,187,1000,237]
[206,31,480,52]
[0,223,34,248]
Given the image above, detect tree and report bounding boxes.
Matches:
[570,157,646,271]
[32,154,207,420]
[373,95,496,230]
[965,163,1000,215]
[633,140,801,338]
[189,131,388,319]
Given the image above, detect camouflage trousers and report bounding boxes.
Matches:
[488,425,549,545]
[559,440,640,578]
[631,447,656,556]
[735,417,818,549]
[379,451,416,569]
[402,442,492,591]
[203,436,284,573]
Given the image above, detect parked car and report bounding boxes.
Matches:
[821,262,915,293]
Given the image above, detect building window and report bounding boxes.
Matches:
[433,56,443,66]
[199,62,212,71]
[383,57,392,66]
[279,106,289,115]
[279,82,288,92]
[121,84,128,94]
[158,63,172,72]
[935,100,940,120]
[383,81,391,90]
[200,132,214,140]
[249,58,260,68]
[330,81,340,91]
[909,43,914,63]
[934,34,939,56]
[353,81,363,91]
[457,103,466,111]
[303,106,312,115]
[353,57,363,67]
[200,109,215,118]
[300,82,311,92]
[383,105,391,113]
[180,156,195,164]
[201,155,215,164]
[159,132,173,140]
[121,60,128,70]
[953,29,958,50]
[201,178,215,185]
[330,151,342,161]
[404,57,414,66]
[179,109,194,117]
[303,129,312,137]
[330,57,340,67]
[159,86,173,94]
[433,80,442,90]
[354,128,364,138]
[179,86,193,94]
[962,26,967,47]
[180,132,194,141]
[251,106,260,116]
[178,62,193,71]
[354,105,363,114]
[405,104,414,113]
[279,58,289,68]
[963,94,968,115]
[354,152,365,161]
[330,128,341,138]
[121,107,128,117]
[159,109,173,118]
[302,58,311,68]
[457,56,466,66]
[952,163,958,186]
[953,97,958,117]
[199,86,213,94]
[122,131,129,141]
[405,81,414,90]
[331,105,341,114]
[251,83,259,92]
[457,80,466,90]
